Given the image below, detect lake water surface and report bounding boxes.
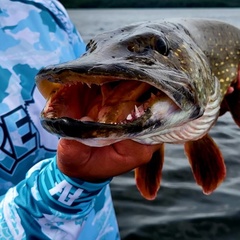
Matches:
[68,8,240,240]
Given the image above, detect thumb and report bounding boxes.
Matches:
[57,138,91,175]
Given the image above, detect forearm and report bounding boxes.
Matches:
[0,157,110,239]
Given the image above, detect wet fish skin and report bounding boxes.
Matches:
[36,19,240,199]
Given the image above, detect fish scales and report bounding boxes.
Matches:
[181,20,240,97]
[35,19,240,199]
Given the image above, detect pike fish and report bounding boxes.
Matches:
[36,19,240,200]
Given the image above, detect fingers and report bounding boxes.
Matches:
[111,140,157,164]
[226,66,240,95]
[57,139,92,178]
[92,140,159,178]
[226,86,234,95]
[57,138,161,182]
[57,139,91,164]
[237,65,240,89]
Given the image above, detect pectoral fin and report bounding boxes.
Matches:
[184,134,226,195]
[135,144,164,200]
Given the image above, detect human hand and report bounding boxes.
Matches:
[219,67,240,117]
[57,138,161,182]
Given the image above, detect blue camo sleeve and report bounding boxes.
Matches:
[0,157,117,239]
[0,0,86,194]
[0,1,120,239]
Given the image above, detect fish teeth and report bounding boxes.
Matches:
[151,93,155,98]
[126,114,133,120]
[135,105,141,118]
[46,112,55,118]
[85,82,92,88]
[125,105,146,122]
[138,104,144,113]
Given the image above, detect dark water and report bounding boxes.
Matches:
[68,9,240,240]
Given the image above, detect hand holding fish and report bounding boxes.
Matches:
[57,138,161,182]
[36,19,240,200]
[220,67,240,118]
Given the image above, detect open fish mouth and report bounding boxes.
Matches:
[35,18,239,199]
[37,70,183,145]
[36,19,211,146]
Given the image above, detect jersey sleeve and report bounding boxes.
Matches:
[0,1,120,239]
[0,0,85,195]
[0,157,119,239]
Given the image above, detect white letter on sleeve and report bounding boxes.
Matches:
[49,180,83,206]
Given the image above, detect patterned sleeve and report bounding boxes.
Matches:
[0,0,119,239]
[0,157,119,239]
[0,0,86,195]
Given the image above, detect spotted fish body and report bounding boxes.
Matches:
[36,19,240,200]
[135,20,240,145]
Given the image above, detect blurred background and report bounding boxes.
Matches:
[60,0,240,8]
[61,2,240,239]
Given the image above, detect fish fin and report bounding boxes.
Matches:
[135,144,164,200]
[222,65,240,126]
[184,134,226,195]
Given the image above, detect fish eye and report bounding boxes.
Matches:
[155,38,169,56]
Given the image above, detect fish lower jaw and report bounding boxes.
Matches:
[67,136,125,147]
[134,84,221,145]
[133,112,217,145]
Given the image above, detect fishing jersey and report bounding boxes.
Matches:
[0,159,119,239]
[0,0,119,239]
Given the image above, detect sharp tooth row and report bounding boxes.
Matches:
[85,82,92,88]
[126,113,133,121]
[135,105,141,118]
[120,89,161,124]
[126,104,145,122]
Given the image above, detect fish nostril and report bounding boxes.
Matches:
[85,39,97,53]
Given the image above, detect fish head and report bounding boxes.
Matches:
[36,21,218,146]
